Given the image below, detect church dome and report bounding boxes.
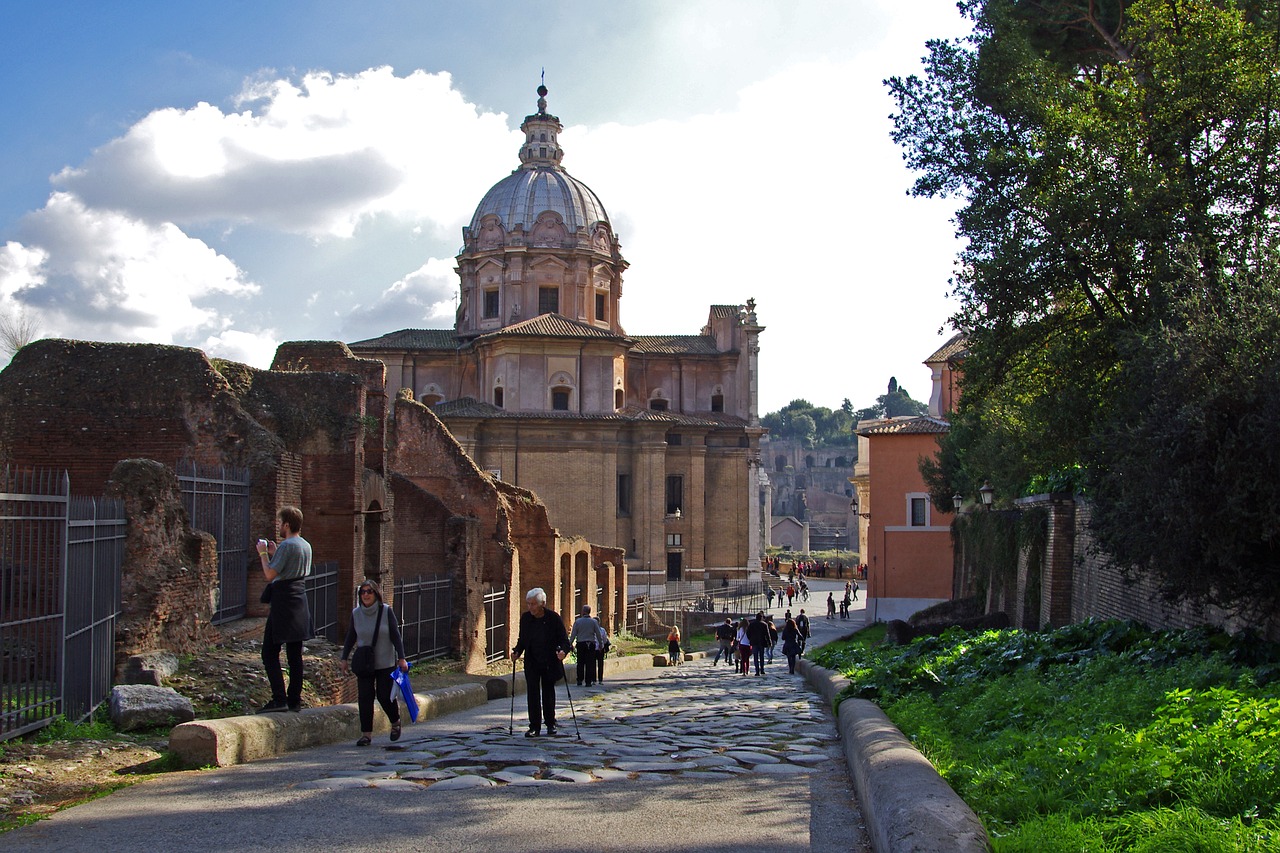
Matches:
[466,85,611,241]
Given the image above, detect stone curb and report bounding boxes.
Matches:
[169,682,488,768]
[798,659,991,853]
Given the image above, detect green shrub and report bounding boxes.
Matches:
[814,620,1280,851]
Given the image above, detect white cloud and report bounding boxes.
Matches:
[340,256,458,339]
[201,327,280,369]
[3,192,256,344]
[54,68,516,239]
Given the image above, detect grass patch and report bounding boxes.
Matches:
[811,619,1280,851]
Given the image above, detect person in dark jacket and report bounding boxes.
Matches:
[746,612,772,676]
[341,580,408,746]
[781,617,802,674]
[510,588,571,737]
[255,506,312,713]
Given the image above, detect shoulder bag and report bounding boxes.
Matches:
[350,604,385,677]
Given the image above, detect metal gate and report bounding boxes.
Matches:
[178,461,250,624]
[483,585,508,663]
[393,574,453,661]
[1,468,125,741]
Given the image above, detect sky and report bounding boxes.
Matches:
[0,1,974,415]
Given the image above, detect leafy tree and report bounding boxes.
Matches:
[852,377,929,422]
[893,0,1280,605]
[762,398,855,446]
[1089,261,1280,612]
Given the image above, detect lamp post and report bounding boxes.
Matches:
[952,493,964,513]
[979,481,995,509]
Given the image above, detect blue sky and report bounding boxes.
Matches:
[0,1,973,414]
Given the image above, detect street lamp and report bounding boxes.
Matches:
[952,493,964,512]
[979,481,995,508]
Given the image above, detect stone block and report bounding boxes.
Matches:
[120,651,181,685]
[110,684,195,732]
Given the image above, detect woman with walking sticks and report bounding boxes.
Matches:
[510,588,571,737]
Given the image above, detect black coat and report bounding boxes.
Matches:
[265,579,312,644]
[513,608,571,675]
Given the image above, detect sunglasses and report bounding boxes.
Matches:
[359,588,375,595]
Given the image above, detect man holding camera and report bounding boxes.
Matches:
[256,506,312,713]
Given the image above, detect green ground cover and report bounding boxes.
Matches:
[811,620,1280,852]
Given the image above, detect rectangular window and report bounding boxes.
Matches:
[493,387,504,408]
[910,497,928,527]
[665,475,683,515]
[666,432,682,446]
[649,399,668,411]
[538,286,559,315]
[666,533,682,547]
[483,289,500,319]
[552,389,570,410]
[616,474,631,516]
[595,292,606,321]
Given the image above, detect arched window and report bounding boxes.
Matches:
[552,387,571,411]
[493,387,504,408]
[649,398,668,411]
[805,455,815,468]
[421,393,442,406]
[775,455,786,472]
[614,388,624,410]
[711,393,724,412]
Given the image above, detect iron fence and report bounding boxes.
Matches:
[483,584,508,663]
[1,468,124,741]
[304,561,341,642]
[393,574,453,662]
[177,461,250,624]
[624,581,768,643]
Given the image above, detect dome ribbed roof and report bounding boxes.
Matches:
[467,84,610,235]
[469,168,609,234]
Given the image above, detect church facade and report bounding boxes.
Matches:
[350,86,765,593]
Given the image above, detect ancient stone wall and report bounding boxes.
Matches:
[106,460,220,672]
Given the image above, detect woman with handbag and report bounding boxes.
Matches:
[341,581,408,746]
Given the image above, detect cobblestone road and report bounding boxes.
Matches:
[299,660,842,792]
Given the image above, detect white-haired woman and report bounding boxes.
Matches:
[510,588,571,737]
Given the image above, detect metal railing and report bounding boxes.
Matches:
[393,573,453,662]
[178,461,250,624]
[483,584,508,663]
[1,468,124,741]
[304,561,341,642]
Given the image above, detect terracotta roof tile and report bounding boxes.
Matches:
[858,415,951,436]
[477,313,626,341]
[924,333,968,364]
[629,335,723,355]
[349,328,458,350]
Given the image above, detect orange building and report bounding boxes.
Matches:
[852,334,967,622]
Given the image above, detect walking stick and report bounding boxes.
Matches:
[508,656,517,736]
[562,671,582,741]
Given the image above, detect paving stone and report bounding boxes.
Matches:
[787,753,831,764]
[370,779,427,791]
[297,777,372,790]
[612,760,686,772]
[590,767,632,781]
[549,768,595,783]
[725,751,782,765]
[398,769,457,781]
[753,763,819,774]
[427,775,498,790]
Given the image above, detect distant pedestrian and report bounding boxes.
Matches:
[766,617,778,663]
[569,605,599,686]
[747,612,771,676]
[735,620,752,675]
[713,617,735,666]
[796,609,811,657]
[511,588,571,737]
[781,618,801,674]
[766,586,775,608]
[667,625,682,665]
[593,616,609,684]
[786,584,795,606]
[851,579,859,601]
[840,594,850,620]
[826,592,836,619]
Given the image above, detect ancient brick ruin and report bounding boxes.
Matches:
[0,338,626,673]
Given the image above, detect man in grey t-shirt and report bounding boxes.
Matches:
[256,506,312,713]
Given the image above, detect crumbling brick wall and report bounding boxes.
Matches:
[106,459,220,673]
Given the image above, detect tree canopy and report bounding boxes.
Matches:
[762,381,929,448]
[893,0,1280,609]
